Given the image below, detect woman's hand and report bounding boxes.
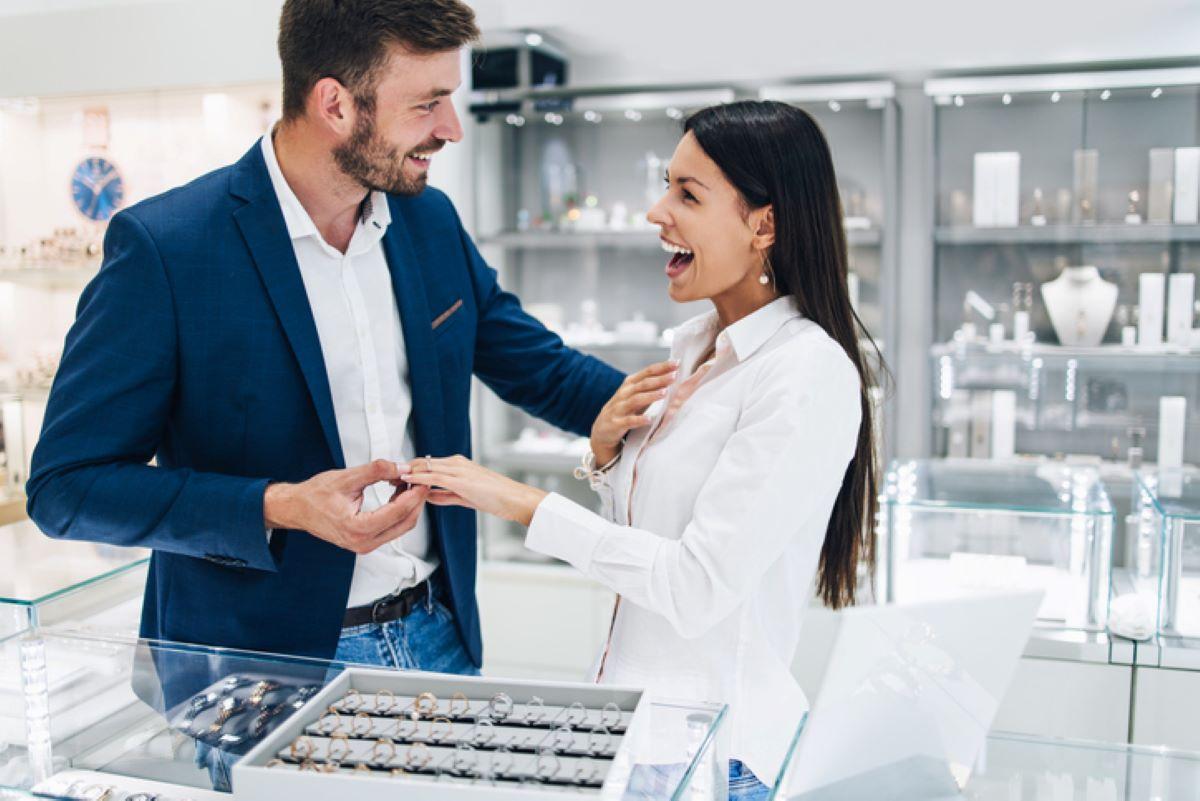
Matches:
[590,360,678,465]
[400,456,548,526]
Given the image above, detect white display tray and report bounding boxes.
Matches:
[35,768,227,801]
[233,667,648,800]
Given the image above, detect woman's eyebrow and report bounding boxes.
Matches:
[666,170,709,191]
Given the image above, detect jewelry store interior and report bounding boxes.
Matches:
[1,1,1200,799]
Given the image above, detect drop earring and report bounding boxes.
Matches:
[759,257,773,286]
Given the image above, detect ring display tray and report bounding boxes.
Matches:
[233,668,648,799]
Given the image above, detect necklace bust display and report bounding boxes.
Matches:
[1040,264,1118,347]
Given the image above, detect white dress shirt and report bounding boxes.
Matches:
[261,133,438,608]
[526,297,862,784]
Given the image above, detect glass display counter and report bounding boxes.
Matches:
[0,518,147,641]
[770,729,1200,800]
[879,458,1115,631]
[0,631,727,800]
[1135,468,1200,644]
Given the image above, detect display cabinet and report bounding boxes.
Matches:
[469,82,898,562]
[1134,468,1200,643]
[0,518,147,641]
[769,728,1200,800]
[924,68,1200,466]
[0,631,727,800]
[878,458,1115,631]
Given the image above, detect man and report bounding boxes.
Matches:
[27,0,621,676]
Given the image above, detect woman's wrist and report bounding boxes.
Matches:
[590,438,620,468]
[513,484,549,527]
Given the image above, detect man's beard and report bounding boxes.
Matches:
[332,106,434,197]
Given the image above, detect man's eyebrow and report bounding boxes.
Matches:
[417,87,456,101]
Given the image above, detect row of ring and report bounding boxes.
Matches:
[269,743,606,785]
[335,690,627,730]
[299,720,619,757]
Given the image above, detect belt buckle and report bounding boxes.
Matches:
[371,595,396,625]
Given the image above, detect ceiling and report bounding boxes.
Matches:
[473,0,1200,87]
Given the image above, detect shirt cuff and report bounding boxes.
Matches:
[525,492,605,572]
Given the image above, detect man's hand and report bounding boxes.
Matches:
[263,460,429,555]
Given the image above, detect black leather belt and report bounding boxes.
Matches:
[343,581,429,628]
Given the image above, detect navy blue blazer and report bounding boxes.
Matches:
[26,141,623,666]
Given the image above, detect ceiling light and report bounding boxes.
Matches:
[1151,87,1163,98]
[1050,92,1061,103]
[1001,93,1012,105]
[624,109,643,122]
[524,32,543,47]
[544,112,563,125]
[953,95,964,108]
[1100,89,1111,101]
[504,113,525,127]
[828,100,842,112]
[665,107,683,120]
[583,110,601,123]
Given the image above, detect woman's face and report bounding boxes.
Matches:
[647,131,771,305]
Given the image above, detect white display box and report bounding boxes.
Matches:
[234,667,659,800]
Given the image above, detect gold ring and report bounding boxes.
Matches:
[327,732,350,761]
[414,691,438,717]
[371,737,397,765]
[429,715,453,742]
[424,455,433,473]
[353,710,373,736]
[355,763,373,774]
[320,706,343,734]
[406,741,432,770]
[375,689,396,714]
[265,759,284,769]
[289,735,314,760]
[299,759,320,772]
[449,691,470,717]
[343,688,363,710]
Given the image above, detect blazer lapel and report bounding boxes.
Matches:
[230,143,345,469]
[382,200,446,460]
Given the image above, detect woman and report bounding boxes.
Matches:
[402,100,882,797]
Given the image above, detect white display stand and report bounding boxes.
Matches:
[234,667,649,801]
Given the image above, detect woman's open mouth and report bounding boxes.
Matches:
[661,239,694,279]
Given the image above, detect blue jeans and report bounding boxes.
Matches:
[623,759,769,801]
[195,580,478,791]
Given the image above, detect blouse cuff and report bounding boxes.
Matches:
[526,492,604,572]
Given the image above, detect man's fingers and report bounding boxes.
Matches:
[358,498,427,552]
[351,485,428,537]
[341,459,402,488]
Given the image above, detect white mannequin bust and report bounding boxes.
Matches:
[1040,265,1118,347]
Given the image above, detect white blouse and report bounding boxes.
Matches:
[525,296,862,784]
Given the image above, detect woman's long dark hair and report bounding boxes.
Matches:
[685,100,885,609]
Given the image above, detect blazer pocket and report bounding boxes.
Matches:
[431,298,464,331]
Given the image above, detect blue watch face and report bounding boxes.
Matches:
[71,156,124,222]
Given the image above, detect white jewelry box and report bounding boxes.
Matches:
[233,667,662,800]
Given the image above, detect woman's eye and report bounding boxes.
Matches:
[682,190,697,203]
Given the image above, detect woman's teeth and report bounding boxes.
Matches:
[660,240,692,256]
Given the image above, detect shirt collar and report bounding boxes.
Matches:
[671,296,802,364]
[259,130,391,246]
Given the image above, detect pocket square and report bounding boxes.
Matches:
[432,299,464,330]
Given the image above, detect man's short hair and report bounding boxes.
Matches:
[278,0,480,120]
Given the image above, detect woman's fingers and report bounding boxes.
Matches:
[630,360,677,383]
[616,414,652,429]
[427,489,469,508]
[622,388,668,413]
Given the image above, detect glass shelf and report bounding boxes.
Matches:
[0,265,99,290]
[936,223,1200,245]
[879,458,1115,630]
[0,518,148,640]
[479,227,883,249]
[770,728,1200,799]
[0,631,727,800]
[1136,468,1200,640]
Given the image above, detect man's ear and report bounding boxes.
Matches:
[310,77,356,137]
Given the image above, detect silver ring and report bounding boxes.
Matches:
[424,455,433,473]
